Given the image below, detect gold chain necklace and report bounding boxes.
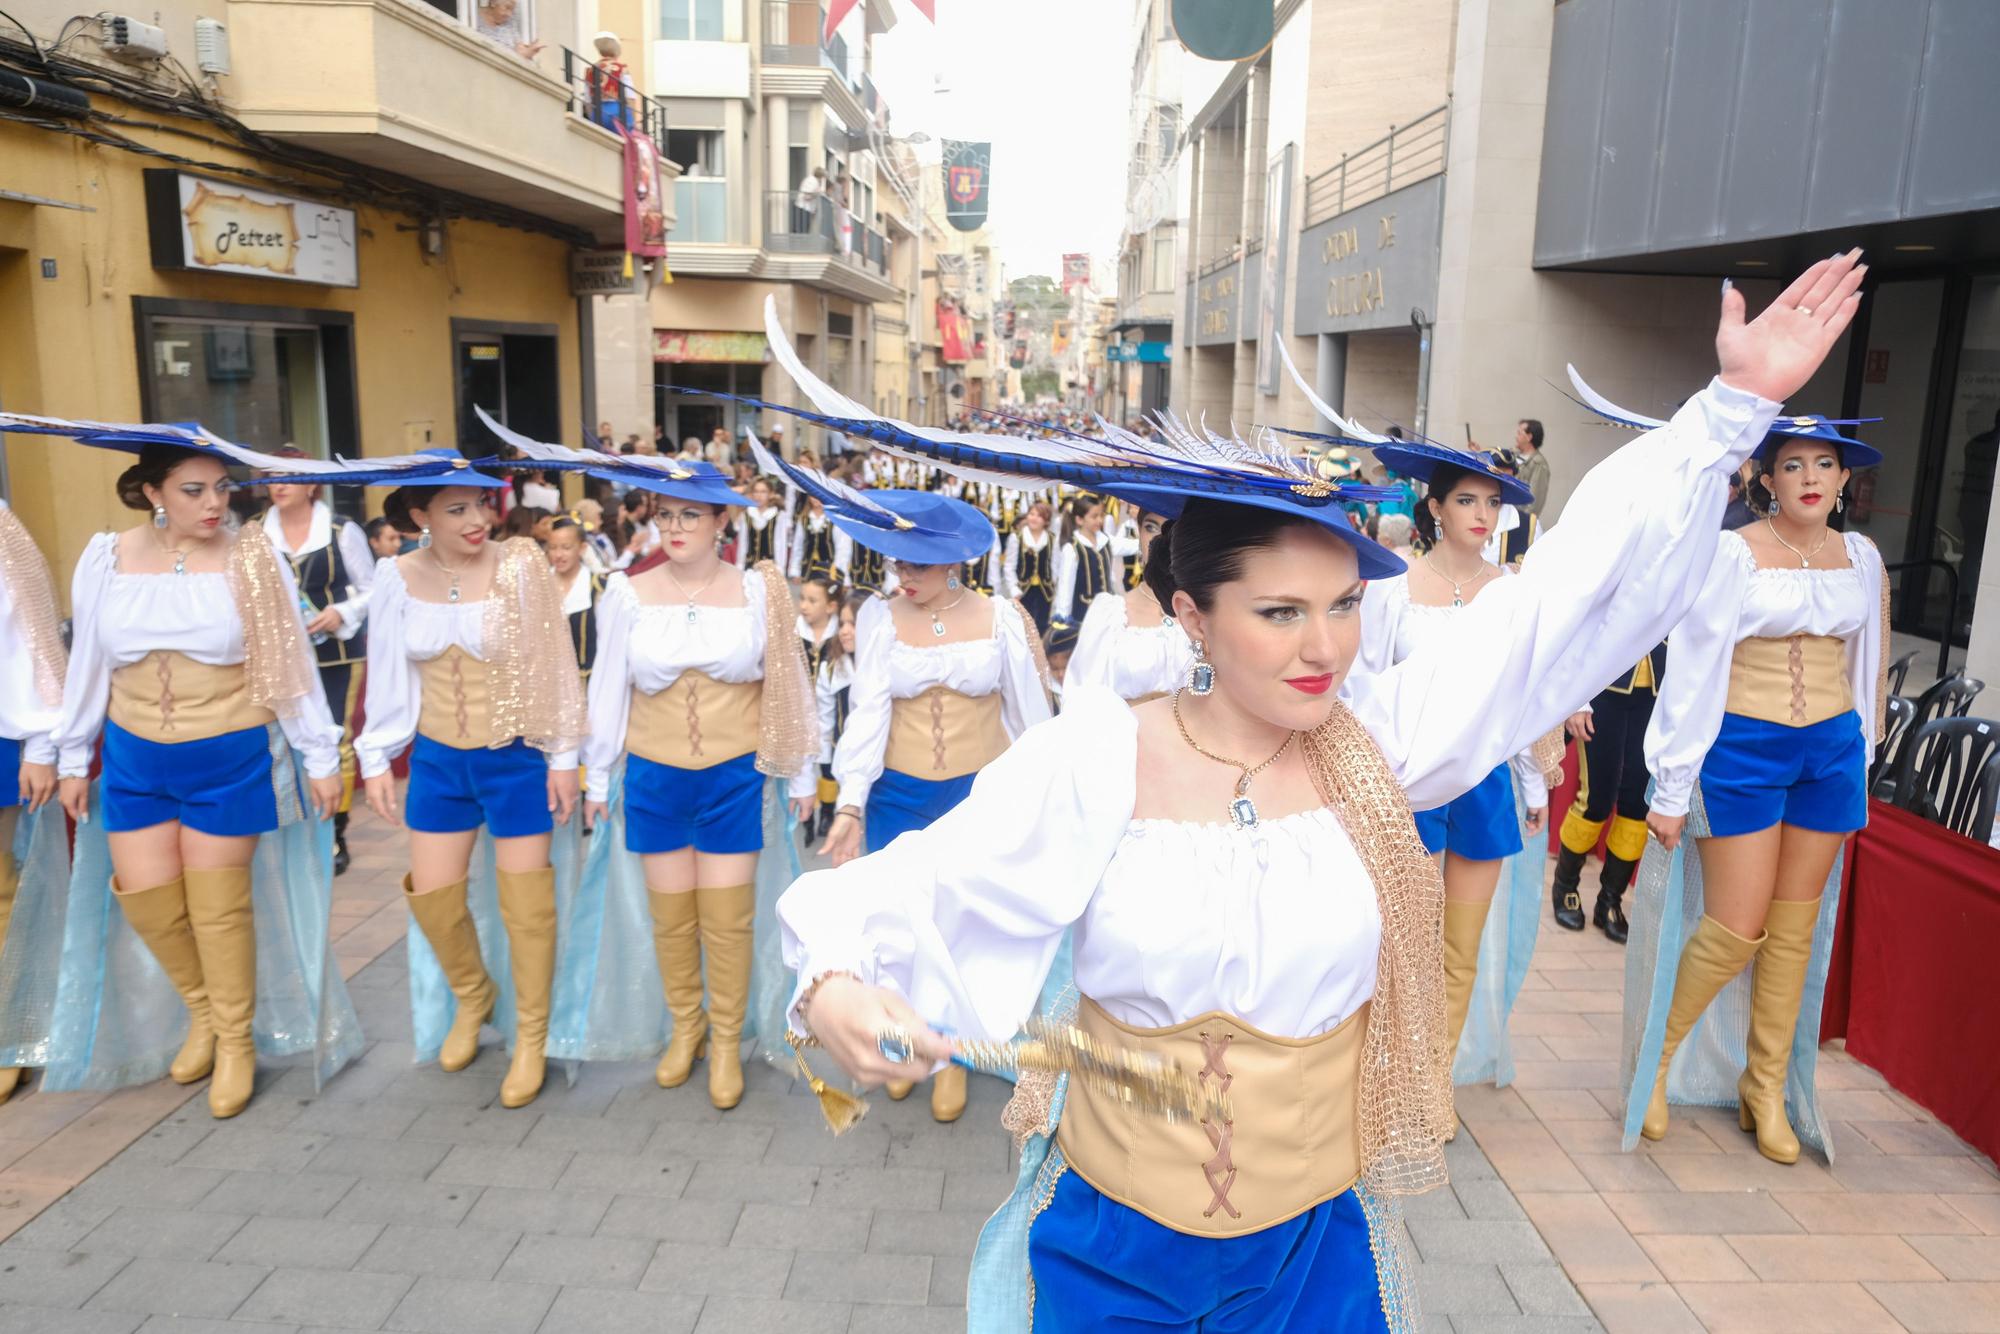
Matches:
[1422,550,1492,609]
[664,559,722,624]
[1763,517,1829,569]
[1172,689,1296,829]
[915,588,969,638]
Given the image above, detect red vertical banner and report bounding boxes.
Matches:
[624,130,667,260]
[823,0,859,42]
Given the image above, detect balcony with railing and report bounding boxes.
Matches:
[760,0,869,126]
[765,191,888,277]
[560,47,670,143]
[1303,104,1448,227]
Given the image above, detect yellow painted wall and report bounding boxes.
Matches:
[0,120,583,605]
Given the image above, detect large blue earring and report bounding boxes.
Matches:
[1188,640,1215,696]
[418,526,432,550]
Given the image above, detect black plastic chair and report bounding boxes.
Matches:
[1869,694,1918,798]
[1890,717,2000,841]
[1885,650,1920,699]
[1903,674,1987,779]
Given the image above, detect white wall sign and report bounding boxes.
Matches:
[145,170,359,288]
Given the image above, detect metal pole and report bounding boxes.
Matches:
[1411,307,1433,443]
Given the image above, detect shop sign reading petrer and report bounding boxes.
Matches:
[143,170,359,288]
[1292,174,1441,337]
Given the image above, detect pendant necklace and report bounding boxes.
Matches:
[155,532,195,576]
[664,561,720,623]
[1423,551,1491,609]
[430,547,473,603]
[1172,688,1296,829]
[1763,517,1829,569]
[918,588,969,638]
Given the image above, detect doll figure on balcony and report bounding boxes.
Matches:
[589,31,634,135]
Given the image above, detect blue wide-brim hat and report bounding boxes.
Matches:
[270,448,512,489]
[1097,483,1405,582]
[1754,415,1883,469]
[1370,442,1536,509]
[831,489,997,566]
[588,463,746,509]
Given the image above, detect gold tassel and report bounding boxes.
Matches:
[786,1038,869,1135]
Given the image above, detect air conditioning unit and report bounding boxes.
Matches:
[193,18,230,75]
[100,14,169,61]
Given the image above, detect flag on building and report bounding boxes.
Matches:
[942,140,992,232]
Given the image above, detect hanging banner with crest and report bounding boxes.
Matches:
[942,140,992,233]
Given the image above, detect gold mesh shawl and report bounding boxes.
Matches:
[0,506,66,707]
[1013,597,1055,704]
[225,523,317,720]
[752,558,820,778]
[484,536,586,755]
[1300,702,1453,1196]
[1531,726,1568,791]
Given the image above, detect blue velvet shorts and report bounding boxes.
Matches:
[1698,710,1867,838]
[406,735,552,838]
[101,721,280,836]
[0,735,20,808]
[866,767,978,854]
[1028,1165,1390,1333]
[624,751,764,855]
[1412,761,1522,861]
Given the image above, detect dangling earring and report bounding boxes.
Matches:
[418,525,433,550]
[1768,499,1781,518]
[946,573,961,591]
[1188,640,1215,696]
[152,504,168,530]
[1836,492,1845,513]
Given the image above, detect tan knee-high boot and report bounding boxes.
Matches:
[648,890,708,1088]
[1442,899,1492,1057]
[930,1063,967,1124]
[114,876,215,1084]
[1642,914,1764,1141]
[0,821,18,1105]
[184,866,257,1119]
[1738,896,1822,1164]
[694,883,753,1111]
[403,877,496,1072]
[496,866,556,1108]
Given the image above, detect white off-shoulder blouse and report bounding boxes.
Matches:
[1645,527,1885,817]
[1064,593,1194,702]
[781,379,1787,1044]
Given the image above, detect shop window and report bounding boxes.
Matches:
[453,323,560,456]
[661,0,723,41]
[668,129,728,244]
[412,0,539,56]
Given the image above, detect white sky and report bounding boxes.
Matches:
[868,0,1133,290]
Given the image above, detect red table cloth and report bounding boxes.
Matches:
[1822,798,2000,1166]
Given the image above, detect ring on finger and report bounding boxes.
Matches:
[1799,305,1814,317]
[875,1026,916,1065]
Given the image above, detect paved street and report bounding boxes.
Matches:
[0,811,1992,1333]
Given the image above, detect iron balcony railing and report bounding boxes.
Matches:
[560,46,668,142]
[763,0,859,88]
[1302,103,1448,227]
[765,190,887,275]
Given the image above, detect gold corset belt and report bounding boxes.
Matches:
[109,652,274,744]
[883,687,1007,781]
[629,670,761,770]
[417,646,494,750]
[1056,996,1368,1238]
[1726,634,1853,728]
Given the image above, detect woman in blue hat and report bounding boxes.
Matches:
[1352,445,1552,1072]
[358,471,586,1110]
[799,470,1053,1124]
[0,499,67,1104]
[579,458,820,1111]
[44,437,351,1119]
[763,254,1864,1330]
[1625,413,1889,1166]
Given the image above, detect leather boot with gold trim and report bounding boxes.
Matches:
[1737,896,1821,1164]
[1442,898,1492,1056]
[1550,846,1588,931]
[1642,914,1763,1141]
[695,883,754,1110]
[647,890,708,1088]
[115,876,216,1084]
[184,866,257,1119]
[497,866,557,1109]
[403,877,496,1073]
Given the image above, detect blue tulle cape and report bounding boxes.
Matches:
[0,800,72,1069]
[1452,771,1548,1087]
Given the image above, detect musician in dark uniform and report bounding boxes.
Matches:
[261,458,376,875]
[1551,642,1665,943]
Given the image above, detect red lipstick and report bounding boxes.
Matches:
[1286,674,1334,696]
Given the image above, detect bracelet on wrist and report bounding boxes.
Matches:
[794,968,862,1042]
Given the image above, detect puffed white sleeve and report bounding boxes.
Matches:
[331,520,375,639]
[1849,532,1888,754]
[772,515,791,578]
[997,599,1054,737]
[985,536,1003,592]
[270,556,343,780]
[1001,533,1022,598]
[780,688,1136,1042]
[51,534,118,779]
[815,666,838,767]
[1064,594,1125,693]
[832,594,896,810]
[1642,534,1753,818]
[786,521,803,579]
[834,529,852,580]
[1510,749,1549,811]
[1350,574,1407,682]
[1053,543,1078,620]
[1346,377,1783,812]
[582,573,638,802]
[354,558,419,779]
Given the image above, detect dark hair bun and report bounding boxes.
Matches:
[381,486,433,537]
[115,442,211,512]
[1143,518,1180,609]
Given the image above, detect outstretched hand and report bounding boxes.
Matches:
[1716,250,1867,403]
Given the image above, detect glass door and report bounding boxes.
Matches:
[1936,275,2000,640]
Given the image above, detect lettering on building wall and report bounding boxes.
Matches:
[1196,270,1237,340]
[1379,213,1396,248]
[1322,226,1359,262]
[1327,268,1386,318]
[1295,176,1441,338]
